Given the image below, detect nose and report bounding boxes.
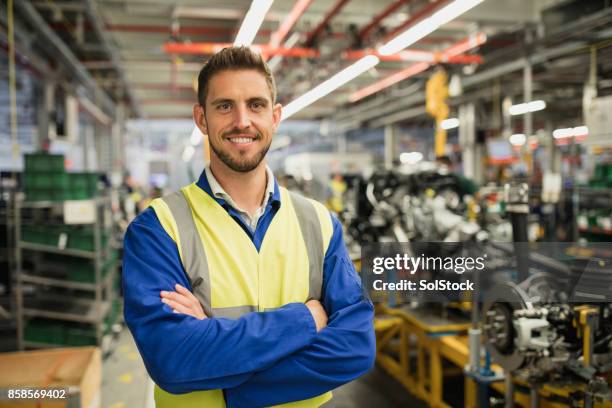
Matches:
[233,104,251,130]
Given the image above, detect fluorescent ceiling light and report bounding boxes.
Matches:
[378,0,485,56]
[400,151,423,165]
[282,55,380,120]
[441,118,459,130]
[553,126,588,139]
[509,100,546,115]
[509,133,526,146]
[190,127,203,146]
[234,0,274,46]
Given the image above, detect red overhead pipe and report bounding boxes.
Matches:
[349,33,487,102]
[304,0,350,46]
[270,0,313,47]
[358,0,409,40]
[384,0,450,41]
[164,42,320,57]
[343,49,482,64]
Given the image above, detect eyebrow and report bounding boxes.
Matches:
[209,96,270,106]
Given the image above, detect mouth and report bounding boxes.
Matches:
[225,134,259,145]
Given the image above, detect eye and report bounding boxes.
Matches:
[250,101,265,111]
[217,102,232,112]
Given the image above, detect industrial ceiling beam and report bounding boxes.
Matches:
[336,41,588,131]
[14,0,116,117]
[304,0,350,46]
[269,0,313,47]
[163,41,481,64]
[349,33,487,102]
[358,0,409,40]
[384,0,450,41]
[83,0,141,117]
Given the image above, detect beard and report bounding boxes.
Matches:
[209,130,271,173]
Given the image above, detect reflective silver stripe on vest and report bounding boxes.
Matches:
[161,188,325,319]
[161,191,213,317]
[288,191,324,301]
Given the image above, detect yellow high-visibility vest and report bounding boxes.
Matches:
[150,182,333,407]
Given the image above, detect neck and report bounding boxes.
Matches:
[209,157,268,215]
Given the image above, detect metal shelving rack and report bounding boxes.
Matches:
[14,196,117,350]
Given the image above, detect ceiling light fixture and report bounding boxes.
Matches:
[509,133,526,146]
[378,0,485,56]
[440,118,459,130]
[553,126,588,139]
[509,100,546,115]
[282,55,380,120]
[234,0,274,46]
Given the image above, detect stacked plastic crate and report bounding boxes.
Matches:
[16,152,121,349]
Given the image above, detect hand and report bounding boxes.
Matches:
[305,300,328,332]
[160,284,207,320]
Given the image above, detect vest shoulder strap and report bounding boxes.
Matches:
[160,189,213,316]
[287,190,332,301]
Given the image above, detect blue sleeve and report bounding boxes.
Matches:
[224,215,376,408]
[123,207,318,394]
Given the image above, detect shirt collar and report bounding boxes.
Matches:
[197,164,281,209]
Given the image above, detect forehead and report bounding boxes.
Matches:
[206,69,272,103]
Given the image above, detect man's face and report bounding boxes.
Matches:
[194,69,281,173]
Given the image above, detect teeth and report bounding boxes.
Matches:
[230,138,253,144]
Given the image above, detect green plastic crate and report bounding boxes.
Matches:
[50,173,71,189]
[21,226,46,245]
[25,188,54,201]
[24,153,65,173]
[24,320,65,345]
[65,326,96,346]
[68,228,108,251]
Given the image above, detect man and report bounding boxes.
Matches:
[123,46,375,408]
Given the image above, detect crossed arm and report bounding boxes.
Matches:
[123,208,375,407]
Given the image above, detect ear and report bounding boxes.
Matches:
[272,103,282,132]
[193,104,208,135]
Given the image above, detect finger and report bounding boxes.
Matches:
[161,297,195,314]
[171,303,198,318]
[160,291,193,309]
[175,284,199,303]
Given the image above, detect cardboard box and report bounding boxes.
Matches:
[0,347,100,408]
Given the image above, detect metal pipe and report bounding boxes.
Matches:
[337,41,587,131]
[14,0,116,117]
[359,0,409,40]
[305,0,350,46]
[83,0,141,117]
[269,0,313,47]
[384,0,449,41]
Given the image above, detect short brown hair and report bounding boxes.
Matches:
[197,46,277,107]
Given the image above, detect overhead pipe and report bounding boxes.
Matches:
[164,42,320,57]
[344,49,482,64]
[349,33,487,102]
[164,41,481,64]
[84,0,141,117]
[384,0,450,41]
[358,0,409,40]
[269,0,313,47]
[336,41,586,130]
[304,0,350,46]
[14,0,116,117]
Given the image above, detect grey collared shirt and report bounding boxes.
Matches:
[204,165,275,232]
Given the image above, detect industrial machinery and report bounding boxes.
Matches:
[482,266,612,407]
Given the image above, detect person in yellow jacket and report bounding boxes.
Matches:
[123,46,375,408]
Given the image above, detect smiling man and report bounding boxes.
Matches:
[123,46,375,408]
